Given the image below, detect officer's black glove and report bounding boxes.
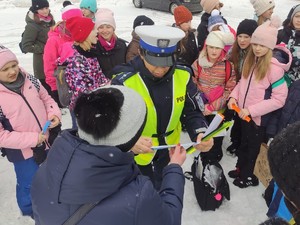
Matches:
[31,142,47,165]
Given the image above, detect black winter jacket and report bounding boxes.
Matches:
[31,130,185,225]
[96,38,127,79]
[277,27,300,82]
[176,30,199,66]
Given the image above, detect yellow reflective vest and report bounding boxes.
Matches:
[123,69,190,165]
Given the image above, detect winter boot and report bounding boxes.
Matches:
[228,167,240,179]
[226,142,239,157]
[233,175,259,188]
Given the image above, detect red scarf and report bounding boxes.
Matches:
[98,35,116,51]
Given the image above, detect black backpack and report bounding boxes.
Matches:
[185,155,230,211]
[19,32,27,54]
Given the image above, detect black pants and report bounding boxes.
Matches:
[138,149,170,190]
[39,79,52,96]
[229,114,242,148]
[236,120,265,179]
[200,115,223,165]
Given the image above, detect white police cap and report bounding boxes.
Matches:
[135,25,185,67]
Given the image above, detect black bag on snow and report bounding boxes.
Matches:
[185,155,230,211]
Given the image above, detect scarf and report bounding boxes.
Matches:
[2,72,25,94]
[98,35,116,51]
[37,13,52,23]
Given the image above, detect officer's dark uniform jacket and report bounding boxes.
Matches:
[111,56,207,145]
[31,130,185,225]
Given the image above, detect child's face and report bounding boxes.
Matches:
[237,34,251,50]
[179,21,191,32]
[206,45,223,62]
[252,44,269,57]
[0,61,19,83]
[37,7,50,17]
[98,24,114,41]
[81,8,93,18]
[293,12,300,30]
[88,28,98,44]
[261,7,274,20]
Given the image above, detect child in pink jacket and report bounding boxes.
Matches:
[227,16,291,188]
[43,5,82,107]
[0,45,61,217]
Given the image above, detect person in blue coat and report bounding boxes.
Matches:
[31,85,187,225]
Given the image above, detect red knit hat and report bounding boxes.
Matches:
[66,16,95,43]
[174,5,192,26]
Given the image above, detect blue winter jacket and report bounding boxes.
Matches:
[31,130,185,225]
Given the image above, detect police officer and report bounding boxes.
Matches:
[111,25,213,189]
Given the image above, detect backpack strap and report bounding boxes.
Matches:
[27,74,41,92]
[224,60,232,84]
[0,106,3,118]
[196,63,202,80]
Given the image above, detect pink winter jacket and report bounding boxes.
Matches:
[0,69,61,160]
[43,24,74,91]
[229,46,292,126]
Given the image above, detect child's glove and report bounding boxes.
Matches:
[31,142,47,165]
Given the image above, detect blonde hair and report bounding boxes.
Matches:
[257,15,266,26]
[74,33,95,51]
[242,45,272,81]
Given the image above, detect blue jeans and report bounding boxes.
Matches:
[13,157,39,216]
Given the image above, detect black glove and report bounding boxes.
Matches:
[48,123,62,146]
[31,142,47,165]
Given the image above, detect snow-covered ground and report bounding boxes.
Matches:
[0,0,298,224]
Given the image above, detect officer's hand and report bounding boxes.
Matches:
[131,137,153,154]
[169,144,186,166]
[194,133,214,152]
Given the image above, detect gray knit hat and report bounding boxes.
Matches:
[74,85,147,152]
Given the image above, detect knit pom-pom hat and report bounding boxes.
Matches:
[174,5,192,26]
[0,45,18,70]
[200,0,220,14]
[74,85,147,152]
[66,16,95,43]
[250,0,275,16]
[250,15,281,50]
[205,30,234,49]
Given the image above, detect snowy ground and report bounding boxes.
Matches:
[0,0,298,224]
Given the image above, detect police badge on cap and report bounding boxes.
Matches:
[135,25,185,67]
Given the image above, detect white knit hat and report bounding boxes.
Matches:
[250,0,275,16]
[205,31,234,49]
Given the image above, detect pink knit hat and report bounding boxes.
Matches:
[200,0,220,14]
[95,8,116,30]
[61,5,83,21]
[250,15,281,50]
[0,45,18,70]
